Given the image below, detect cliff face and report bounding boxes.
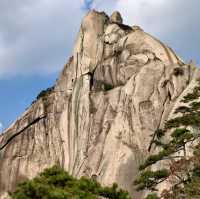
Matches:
[0,10,199,199]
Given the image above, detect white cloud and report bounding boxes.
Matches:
[0,0,85,78]
[0,122,3,132]
[0,0,199,79]
[113,0,200,62]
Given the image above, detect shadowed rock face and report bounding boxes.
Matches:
[0,10,200,199]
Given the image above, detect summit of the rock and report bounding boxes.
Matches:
[110,11,123,24]
[0,10,199,199]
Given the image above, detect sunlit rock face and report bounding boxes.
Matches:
[0,10,199,199]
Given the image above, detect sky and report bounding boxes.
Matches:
[0,0,200,132]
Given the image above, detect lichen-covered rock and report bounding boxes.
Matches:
[0,10,199,199]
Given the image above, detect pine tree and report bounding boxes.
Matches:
[11,166,131,199]
[134,80,200,198]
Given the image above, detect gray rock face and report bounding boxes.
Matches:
[0,10,200,199]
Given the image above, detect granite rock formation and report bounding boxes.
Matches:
[0,10,200,199]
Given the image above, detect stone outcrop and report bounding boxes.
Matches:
[110,11,123,24]
[0,10,200,199]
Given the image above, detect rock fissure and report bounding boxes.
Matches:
[0,115,46,151]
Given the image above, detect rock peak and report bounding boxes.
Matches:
[0,10,200,199]
[110,11,123,24]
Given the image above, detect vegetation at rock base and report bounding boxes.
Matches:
[10,166,131,199]
[134,80,200,198]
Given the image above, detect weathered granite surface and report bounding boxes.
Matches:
[0,10,199,199]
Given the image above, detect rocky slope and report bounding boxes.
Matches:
[0,10,199,199]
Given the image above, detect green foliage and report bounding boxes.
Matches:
[162,175,200,199]
[148,129,166,152]
[104,82,114,91]
[140,128,194,170]
[171,128,189,138]
[181,84,200,103]
[11,166,131,199]
[190,101,200,111]
[170,128,193,147]
[94,80,114,91]
[135,80,200,198]
[154,129,165,139]
[165,113,200,129]
[139,148,172,170]
[174,106,190,114]
[192,167,200,178]
[31,86,54,105]
[134,169,169,191]
[167,89,200,128]
[36,86,54,100]
[145,193,159,199]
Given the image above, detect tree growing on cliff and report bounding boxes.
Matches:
[11,166,131,199]
[134,80,200,199]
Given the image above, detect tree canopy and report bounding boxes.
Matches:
[11,166,131,199]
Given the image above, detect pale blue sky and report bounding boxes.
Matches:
[0,0,200,132]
